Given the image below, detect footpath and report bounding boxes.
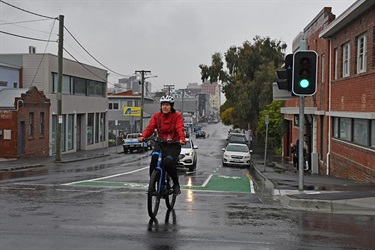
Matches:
[251,153,375,216]
[1,146,374,215]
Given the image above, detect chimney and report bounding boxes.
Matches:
[29,46,36,54]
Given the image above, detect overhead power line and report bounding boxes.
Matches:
[63,47,117,87]
[63,26,131,78]
[0,0,57,20]
[29,19,57,87]
[0,18,58,35]
[0,30,56,42]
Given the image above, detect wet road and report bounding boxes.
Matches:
[1,123,375,249]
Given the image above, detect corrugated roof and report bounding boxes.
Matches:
[0,88,28,108]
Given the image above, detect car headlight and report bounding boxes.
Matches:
[243,155,251,159]
[223,153,230,158]
[185,151,193,156]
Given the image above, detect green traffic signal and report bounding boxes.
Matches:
[299,79,310,88]
[292,51,317,96]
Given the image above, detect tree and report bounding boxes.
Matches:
[200,36,286,131]
[256,100,286,152]
[220,107,234,126]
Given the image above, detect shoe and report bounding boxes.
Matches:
[173,184,181,195]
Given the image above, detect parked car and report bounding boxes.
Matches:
[123,133,148,153]
[222,143,251,167]
[227,133,248,146]
[177,139,198,172]
[196,131,206,139]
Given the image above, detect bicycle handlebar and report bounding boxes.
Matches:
[143,137,180,145]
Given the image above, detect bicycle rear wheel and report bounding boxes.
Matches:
[148,170,161,218]
[165,176,176,209]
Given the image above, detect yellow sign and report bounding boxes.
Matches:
[123,106,141,117]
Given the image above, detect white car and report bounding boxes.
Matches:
[222,143,251,167]
[177,139,198,172]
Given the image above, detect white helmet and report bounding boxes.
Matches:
[160,95,174,104]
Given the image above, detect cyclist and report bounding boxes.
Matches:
[138,95,186,195]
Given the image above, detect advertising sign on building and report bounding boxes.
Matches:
[123,107,141,116]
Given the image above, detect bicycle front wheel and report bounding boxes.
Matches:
[165,176,176,210]
[148,170,161,218]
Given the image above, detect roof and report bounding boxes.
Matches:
[0,88,28,108]
[107,90,140,97]
[320,0,374,38]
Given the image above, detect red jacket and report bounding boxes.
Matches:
[142,111,186,142]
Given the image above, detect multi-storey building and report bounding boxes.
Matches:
[201,81,221,116]
[0,52,108,156]
[107,90,154,137]
[281,0,375,182]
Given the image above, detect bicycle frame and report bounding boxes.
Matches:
[153,150,169,196]
[147,139,177,218]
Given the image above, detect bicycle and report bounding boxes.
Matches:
[145,138,179,219]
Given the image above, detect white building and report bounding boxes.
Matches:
[0,52,108,155]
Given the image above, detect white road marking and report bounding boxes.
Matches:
[62,166,149,186]
[249,179,255,194]
[201,174,213,187]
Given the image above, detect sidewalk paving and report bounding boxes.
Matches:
[1,147,374,215]
[251,153,375,215]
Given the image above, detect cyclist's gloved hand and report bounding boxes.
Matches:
[138,136,144,142]
[179,139,186,145]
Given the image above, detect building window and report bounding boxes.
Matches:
[52,115,57,154]
[127,100,133,106]
[87,113,94,145]
[342,43,350,77]
[339,117,351,141]
[95,113,99,143]
[333,117,375,149]
[334,48,338,80]
[109,100,119,110]
[371,120,375,148]
[39,112,44,136]
[61,115,66,152]
[357,34,366,73]
[29,112,34,137]
[88,80,105,97]
[68,114,74,150]
[134,100,139,107]
[100,112,106,142]
[13,82,18,88]
[0,81,7,87]
[73,77,87,95]
[321,54,325,83]
[333,117,339,138]
[62,75,73,94]
[353,119,368,146]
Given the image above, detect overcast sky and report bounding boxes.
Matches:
[1,0,355,92]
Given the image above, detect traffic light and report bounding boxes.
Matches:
[277,54,293,91]
[292,50,317,96]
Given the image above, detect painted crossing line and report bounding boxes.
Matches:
[62,167,149,186]
[64,173,255,194]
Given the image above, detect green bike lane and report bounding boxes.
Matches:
[64,172,255,194]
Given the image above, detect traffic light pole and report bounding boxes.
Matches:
[298,96,304,191]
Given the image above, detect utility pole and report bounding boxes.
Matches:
[135,70,151,133]
[163,84,174,95]
[56,15,64,162]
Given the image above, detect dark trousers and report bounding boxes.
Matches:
[149,143,181,185]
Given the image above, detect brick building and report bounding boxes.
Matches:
[0,86,50,158]
[282,0,375,182]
